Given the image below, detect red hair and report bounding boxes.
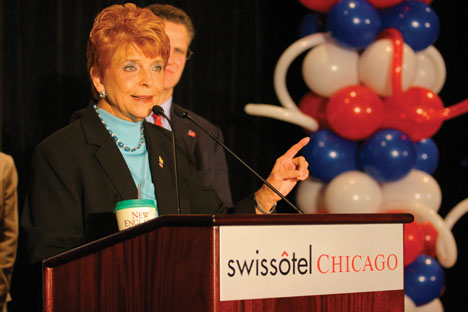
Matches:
[87,3,170,98]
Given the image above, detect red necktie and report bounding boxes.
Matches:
[152,113,163,127]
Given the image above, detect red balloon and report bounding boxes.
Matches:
[382,87,444,141]
[367,0,404,9]
[404,220,425,266]
[299,92,329,130]
[298,0,338,12]
[420,221,438,258]
[326,85,384,140]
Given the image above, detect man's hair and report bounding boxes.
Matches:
[146,4,195,43]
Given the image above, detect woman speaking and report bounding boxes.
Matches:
[21,3,309,264]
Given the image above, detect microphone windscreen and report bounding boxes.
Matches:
[173,106,187,118]
[152,105,165,116]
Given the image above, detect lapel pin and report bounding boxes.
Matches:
[187,129,196,138]
[158,156,164,168]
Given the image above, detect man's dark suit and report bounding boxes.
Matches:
[22,106,254,264]
[170,104,233,207]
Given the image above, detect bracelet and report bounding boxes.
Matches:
[254,195,277,214]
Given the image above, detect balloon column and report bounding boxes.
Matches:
[245,0,468,310]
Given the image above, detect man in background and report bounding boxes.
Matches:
[0,152,18,312]
[146,4,233,207]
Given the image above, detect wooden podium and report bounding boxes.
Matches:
[43,213,412,312]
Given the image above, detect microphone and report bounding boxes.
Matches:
[173,106,303,214]
[152,105,181,214]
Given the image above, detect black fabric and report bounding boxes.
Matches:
[170,103,234,207]
[21,105,254,264]
[68,102,235,206]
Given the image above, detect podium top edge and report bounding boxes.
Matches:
[43,213,412,267]
[210,213,413,225]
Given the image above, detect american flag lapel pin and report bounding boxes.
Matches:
[187,129,196,138]
[159,156,164,168]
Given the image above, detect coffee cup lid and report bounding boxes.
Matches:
[114,199,156,211]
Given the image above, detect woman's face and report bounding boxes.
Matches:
[92,45,165,122]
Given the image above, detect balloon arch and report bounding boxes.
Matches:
[245,1,468,310]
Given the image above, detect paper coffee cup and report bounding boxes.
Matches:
[114,199,157,231]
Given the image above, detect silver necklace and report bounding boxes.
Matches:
[94,105,145,152]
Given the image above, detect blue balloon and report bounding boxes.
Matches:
[359,128,417,182]
[302,129,358,182]
[327,0,382,50]
[299,13,319,38]
[405,255,445,306]
[414,138,439,174]
[381,0,440,52]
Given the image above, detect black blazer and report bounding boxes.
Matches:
[70,102,234,207]
[170,104,233,206]
[21,106,254,263]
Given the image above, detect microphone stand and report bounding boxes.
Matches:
[174,107,303,214]
[152,106,181,214]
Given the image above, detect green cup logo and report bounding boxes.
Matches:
[114,199,157,231]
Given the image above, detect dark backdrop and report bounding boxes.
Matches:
[2,0,468,310]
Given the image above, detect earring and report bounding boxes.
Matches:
[99,90,106,99]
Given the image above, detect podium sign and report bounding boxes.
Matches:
[219,224,403,301]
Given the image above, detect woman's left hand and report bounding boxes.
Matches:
[255,137,310,213]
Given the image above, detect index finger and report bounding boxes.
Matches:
[283,137,310,159]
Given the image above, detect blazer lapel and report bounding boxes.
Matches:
[81,106,137,200]
[80,106,182,214]
[144,122,179,215]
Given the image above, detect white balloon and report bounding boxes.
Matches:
[381,200,457,268]
[295,178,326,214]
[302,40,359,98]
[445,197,468,230]
[244,103,318,132]
[324,171,382,213]
[413,45,446,94]
[274,32,326,111]
[416,298,444,312]
[359,38,416,97]
[405,295,417,312]
[381,169,442,212]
